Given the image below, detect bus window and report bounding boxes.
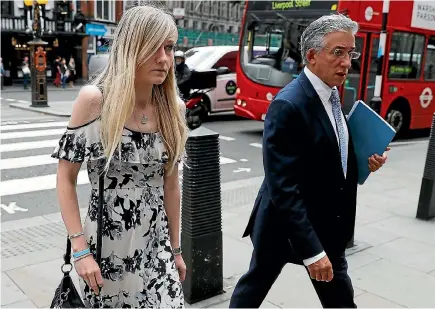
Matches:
[424,36,435,81]
[240,19,307,88]
[388,31,425,80]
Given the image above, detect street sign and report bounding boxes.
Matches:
[86,23,107,36]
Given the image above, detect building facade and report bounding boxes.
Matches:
[1,0,244,85]
[124,0,245,49]
[0,0,123,85]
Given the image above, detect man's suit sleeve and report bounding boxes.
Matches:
[263,98,324,261]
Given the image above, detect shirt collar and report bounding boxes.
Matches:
[304,66,336,104]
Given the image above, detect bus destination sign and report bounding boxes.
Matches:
[248,0,338,12]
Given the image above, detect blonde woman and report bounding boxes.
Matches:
[52,5,188,308]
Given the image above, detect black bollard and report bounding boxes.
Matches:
[181,126,224,304]
[416,113,435,220]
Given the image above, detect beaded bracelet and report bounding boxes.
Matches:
[73,248,90,259]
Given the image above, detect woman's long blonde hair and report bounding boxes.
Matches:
[91,5,188,174]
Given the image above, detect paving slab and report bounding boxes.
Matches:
[346,251,382,271]
[350,258,435,307]
[5,258,81,308]
[222,235,252,279]
[365,216,435,247]
[1,272,28,306]
[2,299,38,308]
[354,291,405,308]
[365,237,435,273]
[353,222,400,247]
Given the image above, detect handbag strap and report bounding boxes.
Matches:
[63,174,104,269]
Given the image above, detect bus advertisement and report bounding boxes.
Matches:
[234,0,435,135]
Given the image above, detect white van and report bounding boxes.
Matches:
[185,45,239,114]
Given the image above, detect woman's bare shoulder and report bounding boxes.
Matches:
[68,85,103,128]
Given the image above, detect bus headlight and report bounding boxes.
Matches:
[236,88,241,95]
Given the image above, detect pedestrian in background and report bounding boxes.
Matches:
[68,56,76,87]
[53,56,61,87]
[51,4,188,308]
[60,58,68,89]
[22,56,30,89]
[229,13,389,308]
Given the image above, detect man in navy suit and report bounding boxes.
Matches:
[229,14,389,308]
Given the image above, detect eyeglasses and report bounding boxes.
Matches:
[324,47,361,60]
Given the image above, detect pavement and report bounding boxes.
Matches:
[2,137,435,308]
[1,92,435,307]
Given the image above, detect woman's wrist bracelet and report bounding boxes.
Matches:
[73,252,92,263]
[73,248,90,259]
[68,231,84,240]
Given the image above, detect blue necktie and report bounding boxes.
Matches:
[330,88,347,176]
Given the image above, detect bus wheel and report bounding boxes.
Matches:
[386,100,410,137]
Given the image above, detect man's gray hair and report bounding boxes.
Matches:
[299,14,359,65]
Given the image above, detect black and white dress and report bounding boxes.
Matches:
[52,117,184,308]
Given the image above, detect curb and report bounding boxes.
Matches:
[8,103,71,117]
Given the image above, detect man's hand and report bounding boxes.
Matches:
[307,255,333,282]
[368,146,390,172]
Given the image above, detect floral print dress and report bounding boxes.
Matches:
[51,117,184,308]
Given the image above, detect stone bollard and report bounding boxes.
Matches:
[181,126,224,304]
[416,113,435,220]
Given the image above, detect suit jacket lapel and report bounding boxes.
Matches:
[297,72,343,178]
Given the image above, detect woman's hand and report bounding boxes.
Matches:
[75,254,103,295]
[174,255,186,282]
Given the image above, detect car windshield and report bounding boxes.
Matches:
[185,49,215,70]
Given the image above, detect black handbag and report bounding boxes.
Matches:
[50,174,104,308]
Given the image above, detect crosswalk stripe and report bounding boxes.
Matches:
[0,139,59,153]
[219,136,235,141]
[1,154,58,170]
[0,156,237,196]
[249,143,262,148]
[0,170,89,197]
[1,128,65,140]
[1,154,237,171]
[0,121,69,131]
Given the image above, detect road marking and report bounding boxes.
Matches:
[0,170,89,197]
[0,139,59,153]
[249,143,262,148]
[0,121,69,131]
[0,202,28,215]
[0,154,58,170]
[219,136,236,141]
[240,158,248,162]
[17,100,29,103]
[233,167,251,173]
[0,156,237,196]
[1,128,65,140]
[5,98,16,102]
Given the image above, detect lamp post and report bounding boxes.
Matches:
[26,0,49,107]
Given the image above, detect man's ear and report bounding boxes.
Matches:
[306,48,317,65]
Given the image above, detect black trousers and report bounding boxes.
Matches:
[229,250,356,308]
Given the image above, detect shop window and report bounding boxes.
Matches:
[96,0,115,22]
[388,31,425,80]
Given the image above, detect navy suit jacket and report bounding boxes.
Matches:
[243,71,358,265]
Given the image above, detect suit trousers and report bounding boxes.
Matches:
[229,249,357,308]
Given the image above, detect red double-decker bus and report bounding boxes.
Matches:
[234,0,435,135]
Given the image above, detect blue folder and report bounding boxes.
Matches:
[346,100,396,185]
